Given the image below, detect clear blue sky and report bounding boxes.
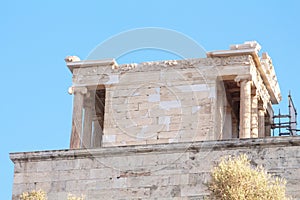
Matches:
[1,1,300,199]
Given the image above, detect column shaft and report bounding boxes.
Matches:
[82,98,93,148]
[251,94,258,138]
[93,119,102,147]
[231,116,238,138]
[258,109,265,137]
[70,90,84,149]
[239,80,252,138]
[265,120,271,137]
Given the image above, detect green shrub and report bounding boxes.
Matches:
[208,154,290,200]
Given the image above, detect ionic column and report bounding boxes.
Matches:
[258,103,265,137]
[251,93,258,138]
[69,86,87,149]
[92,89,104,147]
[265,123,271,137]
[235,75,252,138]
[231,116,238,139]
[82,94,93,148]
[222,106,232,139]
[93,118,102,147]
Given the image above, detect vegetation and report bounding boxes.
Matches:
[20,190,47,200]
[20,190,84,200]
[67,194,85,200]
[208,154,290,200]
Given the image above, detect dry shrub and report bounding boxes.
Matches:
[20,190,84,200]
[20,190,47,200]
[208,154,290,200]
[67,194,85,200]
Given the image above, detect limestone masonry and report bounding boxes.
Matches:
[10,137,300,199]
[65,41,281,148]
[10,41,300,199]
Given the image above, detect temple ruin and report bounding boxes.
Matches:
[65,41,281,149]
[11,41,300,199]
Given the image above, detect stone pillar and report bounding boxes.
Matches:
[82,94,93,148]
[265,114,271,137]
[251,93,258,138]
[235,75,252,138]
[70,87,88,149]
[222,106,232,139]
[93,118,102,147]
[258,105,265,137]
[92,89,105,147]
[231,116,238,138]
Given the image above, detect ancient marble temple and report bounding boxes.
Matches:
[11,42,300,200]
[65,41,281,149]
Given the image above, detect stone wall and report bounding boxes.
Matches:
[103,61,220,147]
[68,55,257,148]
[10,136,300,199]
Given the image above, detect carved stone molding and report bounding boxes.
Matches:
[112,55,254,74]
[213,55,255,66]
[65,55,81,63]
[250,65,270,110]
[260,52,281,103]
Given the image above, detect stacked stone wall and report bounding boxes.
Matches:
[11,136,300,199]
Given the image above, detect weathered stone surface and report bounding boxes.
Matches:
[10,136,300,199]
[65,41,282,149]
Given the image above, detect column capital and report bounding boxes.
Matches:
[251,86,258,95]
[234,75,252,83]
[258,101,265,111]
[68,86,88,95]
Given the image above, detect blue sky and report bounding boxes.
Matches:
[1,0,300,199]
